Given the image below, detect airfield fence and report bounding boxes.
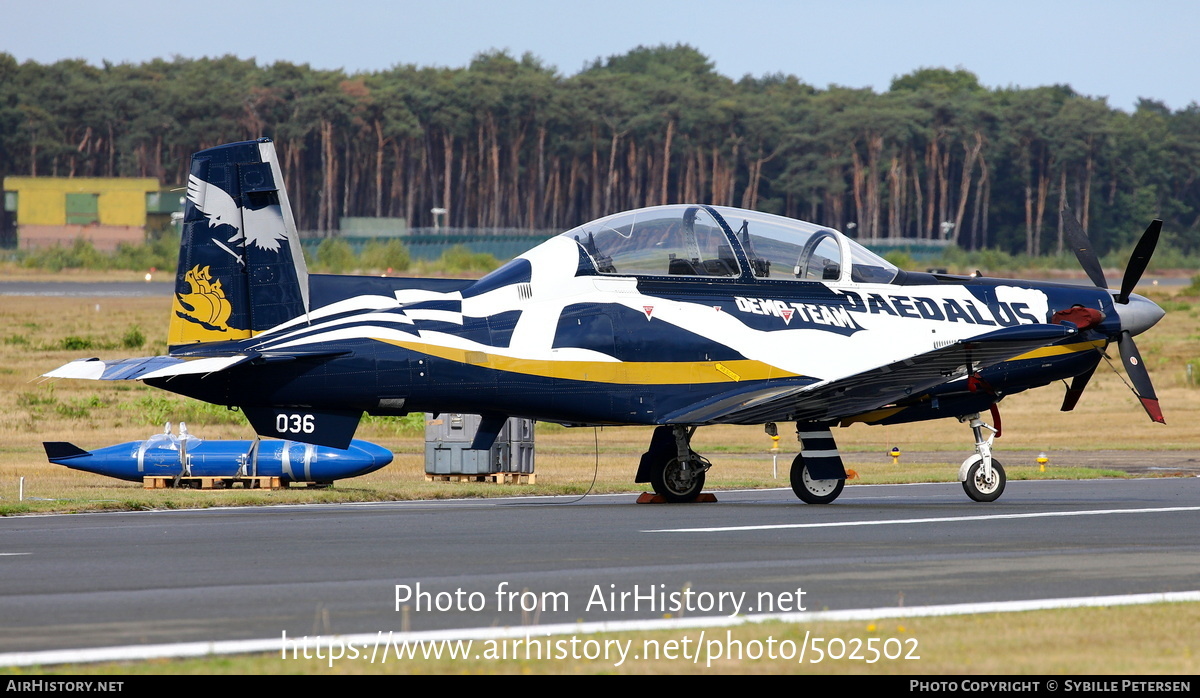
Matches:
[298,227,558,261]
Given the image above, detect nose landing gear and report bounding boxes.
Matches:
[958,411,1006,502]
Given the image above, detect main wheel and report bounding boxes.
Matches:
[790,453,845,504]
[650,456,707,503]
[962,456,1006,502]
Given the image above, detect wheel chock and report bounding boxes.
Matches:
[636,492,718,503]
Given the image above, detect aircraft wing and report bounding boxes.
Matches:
[663,324,1079,425]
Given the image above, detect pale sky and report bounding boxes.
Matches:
[4,0,1198,112]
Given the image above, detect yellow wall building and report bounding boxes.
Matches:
[3,176,161,251]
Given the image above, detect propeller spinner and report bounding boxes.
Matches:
[1060,207,1166,423]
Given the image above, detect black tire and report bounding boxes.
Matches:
[650,456,706,503]
[962,456,1006,502]
[790,453,844,504]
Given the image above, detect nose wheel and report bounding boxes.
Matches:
[957,411,1005,502]
[961,454,1006,502]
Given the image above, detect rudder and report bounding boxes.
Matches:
[170,138,309,347]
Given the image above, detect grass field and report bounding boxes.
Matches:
[27,603,1198,675]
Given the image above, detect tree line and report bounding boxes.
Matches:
[2,44,1198,256]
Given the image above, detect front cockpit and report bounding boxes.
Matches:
[560,204,898,285]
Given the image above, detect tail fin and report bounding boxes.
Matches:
[43,442,90,462]
[170,138,309,347]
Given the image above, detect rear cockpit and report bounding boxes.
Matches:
[561,204,898,284]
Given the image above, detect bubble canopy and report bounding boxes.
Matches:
[562,205,898,284]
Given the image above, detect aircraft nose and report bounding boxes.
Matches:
[1113,293,1165,337]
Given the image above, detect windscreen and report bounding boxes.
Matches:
[562,206,740,277]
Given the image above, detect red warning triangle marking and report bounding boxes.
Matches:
[643,305,654,320]
[780,308,794,325]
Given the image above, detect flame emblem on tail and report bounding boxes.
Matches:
[173,265,236,333]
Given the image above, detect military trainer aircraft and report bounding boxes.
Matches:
[45,138,1167,504]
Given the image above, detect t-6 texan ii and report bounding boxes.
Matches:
[45,138,1166,504]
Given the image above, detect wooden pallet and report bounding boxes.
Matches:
[143,476,284,490]
[425,472,536,484]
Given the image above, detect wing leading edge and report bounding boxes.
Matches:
[663,324,1079,425]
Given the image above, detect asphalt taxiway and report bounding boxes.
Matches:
[1,477,1197,656]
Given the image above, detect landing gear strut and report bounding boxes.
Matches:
[638,426,710,503]
[957,412,1006,502]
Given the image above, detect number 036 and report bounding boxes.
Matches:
[276,413,315,434]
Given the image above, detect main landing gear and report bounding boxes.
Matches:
[957,411,1006,502]
[636,426,711,503]
[790,452,845,504]
[788,425,847,504]
[635,423,849,505]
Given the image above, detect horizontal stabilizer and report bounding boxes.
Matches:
[43,356,185,381]
[43,348,350,384]
[139,354,254,380]
[42,355,253,381]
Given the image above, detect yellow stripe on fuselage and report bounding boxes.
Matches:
[374,336,1104,387]
[375,338,802,385]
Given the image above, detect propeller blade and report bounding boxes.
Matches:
[1061,205,1107,289]
[1116,219,1162,304]
[1117,331,1165,423]
[1060,363,1098,412]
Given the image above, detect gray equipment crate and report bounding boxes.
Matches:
[424,414,535,475]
